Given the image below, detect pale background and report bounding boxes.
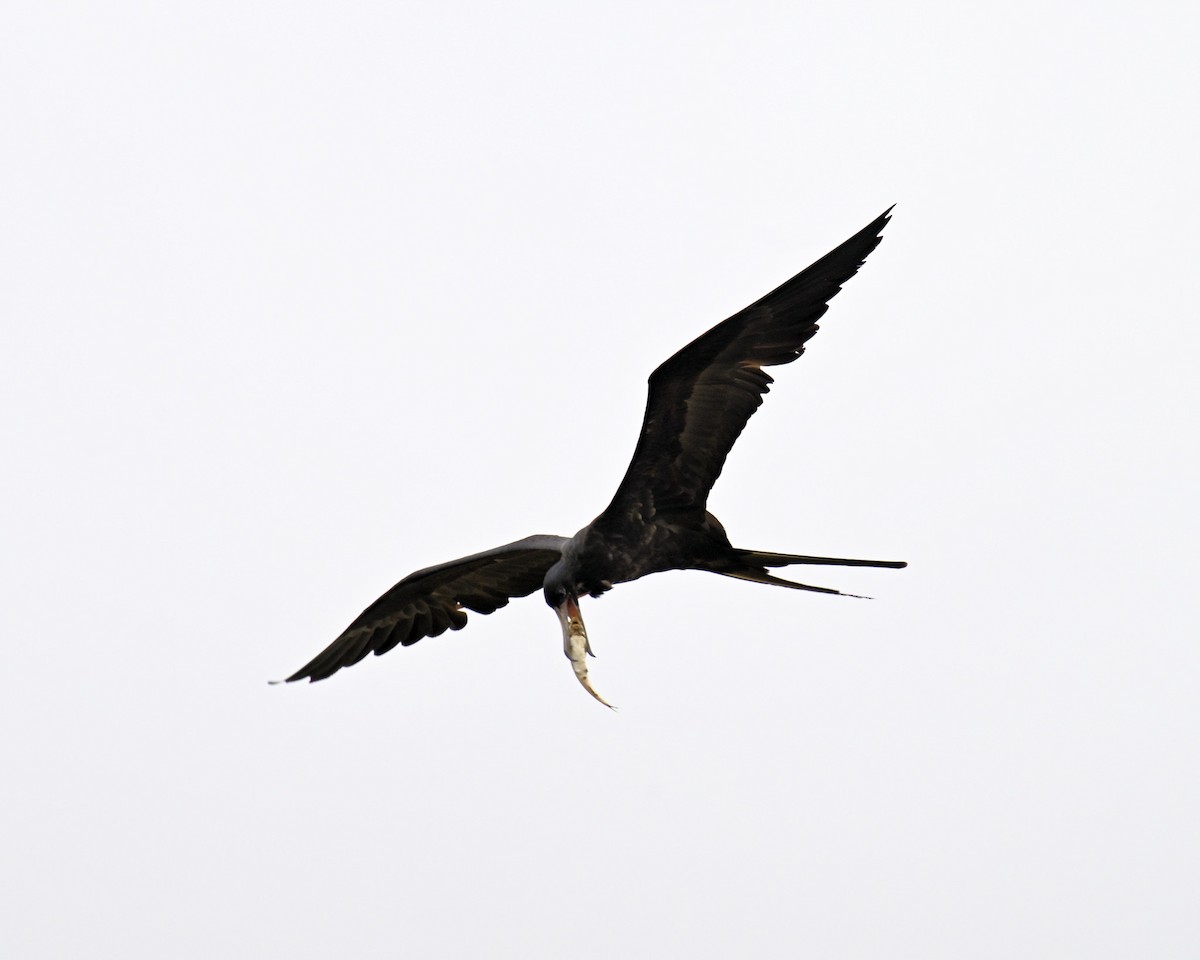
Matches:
[3,1,1198,957]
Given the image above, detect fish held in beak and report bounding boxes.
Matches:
[555,595,615,709]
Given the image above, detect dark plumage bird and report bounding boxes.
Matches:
[279,208,906,706]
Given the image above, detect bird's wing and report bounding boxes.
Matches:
[281,535,568,682]
[596,207,892,525]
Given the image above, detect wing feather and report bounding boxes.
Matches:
[282,535,567,683]
[597,208,892,525]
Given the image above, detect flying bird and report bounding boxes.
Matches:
[278,207,905,706]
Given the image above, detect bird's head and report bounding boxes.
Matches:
[543,585,571,613]
[543,560,576,612]
[543,561,613,708]
[544,561,585,646]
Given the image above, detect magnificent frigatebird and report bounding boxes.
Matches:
[279,207,905,706]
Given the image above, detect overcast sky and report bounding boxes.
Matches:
[3,1,1198,957]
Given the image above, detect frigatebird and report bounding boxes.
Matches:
[279,207,905,706]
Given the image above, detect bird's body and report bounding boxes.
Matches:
[279,208,906,705]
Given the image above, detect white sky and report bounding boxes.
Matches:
[3,1,1198,956]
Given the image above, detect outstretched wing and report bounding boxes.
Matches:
[281,535,568,683]
[597,207,892,525]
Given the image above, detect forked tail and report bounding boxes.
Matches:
[718,549,907,598]
[739,549,906,569]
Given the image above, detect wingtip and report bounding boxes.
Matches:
[269,673,313,685]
